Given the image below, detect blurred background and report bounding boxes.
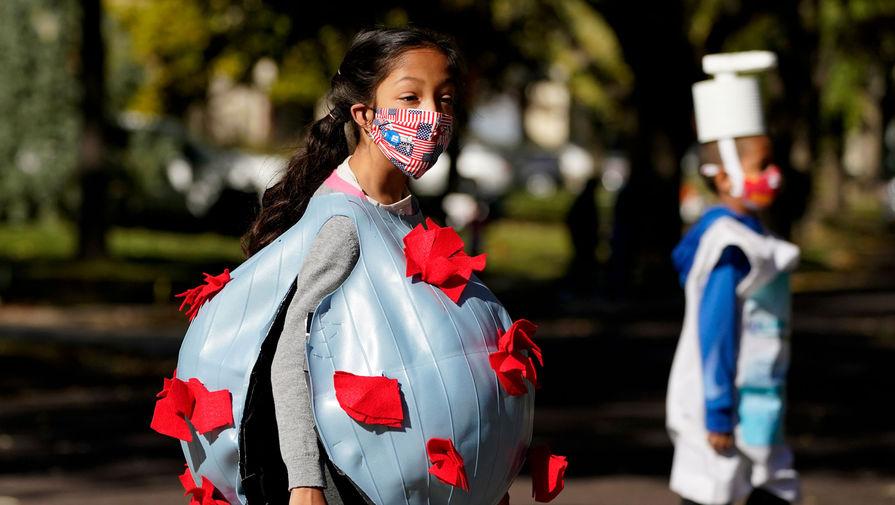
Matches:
[1,0,894,504]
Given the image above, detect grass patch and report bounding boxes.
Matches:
[108,228,243,263]
[500,189,576,222]
[0,220,76,260]
[0,218,574,283]
[482,220,571,279]
[0,221,243,263]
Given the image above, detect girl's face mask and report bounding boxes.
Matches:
[368,107,453,179]
[742,165,782,209]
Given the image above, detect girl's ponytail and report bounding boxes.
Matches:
[242,112,349,256]
[241,27,463,257]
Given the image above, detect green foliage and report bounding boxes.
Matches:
[108,227,243,263]
[0,220,242,263]
[105,0,293,113]
[0,219,76,260]
[271,26,351,105]
[119,126,181,198]
[500,189,575,222]
[483,220,571,279]
[0,0,80,223]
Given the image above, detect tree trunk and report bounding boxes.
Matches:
[598,0,697,296]
[76,0,108,259]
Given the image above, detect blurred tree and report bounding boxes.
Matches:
[0,0,80,224]
[595,1,698,295]
[104,0,293,115]
[77,0,110,258]
[9,0,894,272]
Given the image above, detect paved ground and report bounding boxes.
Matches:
[0,282,893,504]
[1,463,893,505]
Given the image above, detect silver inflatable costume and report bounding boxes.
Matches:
[175,191,534,505]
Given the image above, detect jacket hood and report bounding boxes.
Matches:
[671,206,762,286]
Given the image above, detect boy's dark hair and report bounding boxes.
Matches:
[699,141,722,193]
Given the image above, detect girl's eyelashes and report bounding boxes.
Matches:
[399,95,420,102]
[440,96,455,105]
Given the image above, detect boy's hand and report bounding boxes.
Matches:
[707,431,734,453]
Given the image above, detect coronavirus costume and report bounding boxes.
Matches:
[152,153,566,505]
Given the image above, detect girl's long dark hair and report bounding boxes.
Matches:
[242,27,463,256]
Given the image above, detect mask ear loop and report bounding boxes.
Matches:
[718,137,745,197]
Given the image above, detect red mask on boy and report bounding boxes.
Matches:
[742,165,781,210]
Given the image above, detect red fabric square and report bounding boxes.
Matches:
[529,445,567,502]
[187,378,234,434]
[333,371,403,427]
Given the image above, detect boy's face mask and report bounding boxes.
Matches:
[368,107,453,179]
[742,165,782,210]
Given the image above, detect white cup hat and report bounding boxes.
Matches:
[692,51,776,196]
[692,51,776,142]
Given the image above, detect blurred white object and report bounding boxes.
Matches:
[680,183,707,224]
[692,50,776,196]
[468,93,523,148]
[456,142,513,197]
[526,172,556,197]
[167,158,193,192]
[558,143,595,193]
[524,81,570,150]
[442,192,479,229]
[408,154,450,196]
[226,153,284,193]
[601,151,630,192]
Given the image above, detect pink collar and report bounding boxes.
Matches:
[324,170,366,200]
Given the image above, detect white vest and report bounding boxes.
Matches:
[667,216,799,441]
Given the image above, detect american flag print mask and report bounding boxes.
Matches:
[369,107,453,179]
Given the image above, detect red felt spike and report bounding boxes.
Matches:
[180,465,198,494]
[426,438,469,491]
[182,476,230,505]
[489,352,532,396]
[151,394,193,441]
[529,445,568,502]
[187,379,234,434]
[333,371,404,427]
[402,220,485,304]
[176,269,231,321]
[151,373,233,441]
[151,373,196,441]
[489,320,542,396]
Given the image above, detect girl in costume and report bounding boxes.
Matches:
[153,27,566,505]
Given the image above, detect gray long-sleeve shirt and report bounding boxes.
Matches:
[270,163,421,491]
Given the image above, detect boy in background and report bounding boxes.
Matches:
[666,51,802,505]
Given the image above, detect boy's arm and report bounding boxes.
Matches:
[698,245,750,436]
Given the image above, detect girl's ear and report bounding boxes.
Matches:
[350,104,373,134]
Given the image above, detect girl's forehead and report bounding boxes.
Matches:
[383,48,452,85]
